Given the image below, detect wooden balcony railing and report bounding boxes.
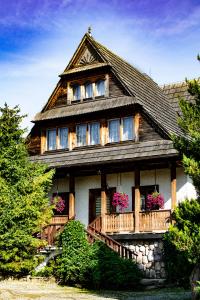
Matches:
[100,210,171,234]
[139,209,171,232]
[41,215,69,245]
[102,212,135,233]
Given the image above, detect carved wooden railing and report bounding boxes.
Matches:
[41,215,69,245]
[87,223,136,259]
[139,209,171,232]
[101,212,135,233]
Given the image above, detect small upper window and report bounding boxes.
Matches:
[58,127,68,149]
[85,82,93,99]
[76,124,87,147]
[108,119,120,143]
[89,122,100,145]
[122,117,134,141]
[47,129,56,151]
[96,80,105,97]
[73,85,81,101]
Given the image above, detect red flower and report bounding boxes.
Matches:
[51,196,65,213]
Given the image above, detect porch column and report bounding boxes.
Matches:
[69,175,75,219]
[134,168,140,233]
[171,163,177,210]
[101,173,107,215]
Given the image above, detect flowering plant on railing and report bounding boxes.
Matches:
[112,192,129,212]
[51,196,65,213]
[146,192,164,210]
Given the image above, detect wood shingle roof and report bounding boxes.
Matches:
[30,140,177,169]
[33,33,183,137]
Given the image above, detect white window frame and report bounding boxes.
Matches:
[122,116,134,141]
[46,129,57,151]
[95,80,105,97]
[58,127,68,149]
[84,82,93,99]
[73,85,81,101]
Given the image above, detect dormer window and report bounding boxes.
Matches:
[73,85,81,101]
[85,82,93,99]
[96,80,105,97]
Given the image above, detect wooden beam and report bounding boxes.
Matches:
[41,129,46,154]
[134,168,140,233]
[69,175,75,218]
[171,163,177,210]
[101,173,107,215]
[134,113,140,142]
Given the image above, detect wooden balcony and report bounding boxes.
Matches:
[41,215,69,245]
[99,210,171,234]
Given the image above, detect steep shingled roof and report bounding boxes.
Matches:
[162,81,195,114]
[34,33,183,137]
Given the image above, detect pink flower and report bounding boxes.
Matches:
[146,192,164,210]
[51,196,65,213]
[112,192,129,212]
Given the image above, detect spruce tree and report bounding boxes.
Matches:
[166,57,200,297]
[0,104,54,276]
[173,56,200,195]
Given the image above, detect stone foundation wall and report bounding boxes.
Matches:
[121,239,166,279]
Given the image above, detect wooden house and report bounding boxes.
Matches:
[29,32,196,278]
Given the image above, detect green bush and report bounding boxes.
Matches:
[164,232,194,288]
[56,220,92,285]
[89,240,142,290]
[56,220,142,289]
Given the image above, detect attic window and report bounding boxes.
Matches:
[96,80,105,97]
[85,82,93,99]
[73,85,81,101]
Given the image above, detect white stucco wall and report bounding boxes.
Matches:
[75,175,101,226]
[50,167,197,226]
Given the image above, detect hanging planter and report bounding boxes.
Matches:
[146,192,164,210]
[112,192,129,212]
[51,195,65,213]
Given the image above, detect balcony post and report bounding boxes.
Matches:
[171,163,177,210]
[69,175,75,219]
[101,173,107,215]
[134,168,140,233]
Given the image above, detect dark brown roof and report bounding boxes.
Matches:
[162,81,195,113]
[34,96,136,121]
[34,33,183,137]
[30,140,177,168]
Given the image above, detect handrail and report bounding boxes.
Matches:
[87,217,137,260]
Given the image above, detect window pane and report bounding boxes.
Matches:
[76,124,87,146]
[123,117,133,140]
[58,128,68,149]
[89,122,100,145]
[47,129,56,150]
[109,119,120,142]
[85,83,93,98]
[73,85,81,100]
[96,80,105,96]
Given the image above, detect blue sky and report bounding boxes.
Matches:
[0,0,199,130]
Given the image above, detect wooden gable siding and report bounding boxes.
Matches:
[109,73,128,98]
[139,114,162,142]
[27,126,41,155]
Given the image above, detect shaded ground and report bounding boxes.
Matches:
[0,281,191,300]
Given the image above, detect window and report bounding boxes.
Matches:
[76,124,87,146]
[85,82,93,99]
[89,122,100,145]
[96,80,105,97]
[58,128,68,149]
[73,85,81,101]
[132,185,159,211]
[108,119,120,143]
[122,117,133,141]
[47,129,56,150]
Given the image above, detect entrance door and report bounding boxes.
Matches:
[89,188,116,224]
